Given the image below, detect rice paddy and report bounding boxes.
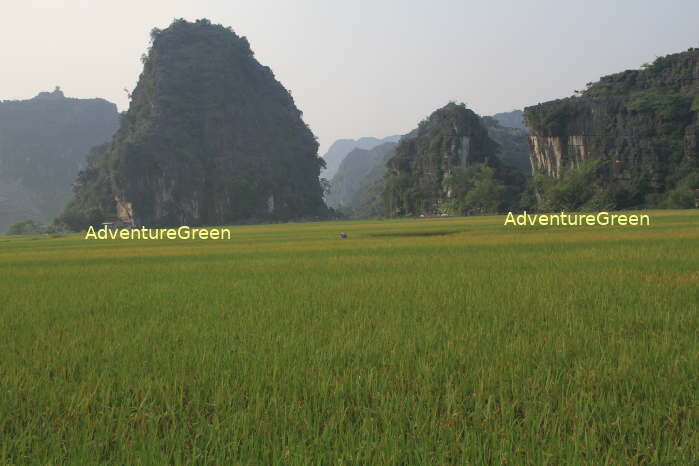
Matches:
[1,210,698,464]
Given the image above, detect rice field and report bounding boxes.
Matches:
[1,210,698,464]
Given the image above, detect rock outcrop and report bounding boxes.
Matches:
[325,114,530,218]
[524,48,699,199]
[0,88,118,232]
[63,19,326,229]
[384,103,525,216]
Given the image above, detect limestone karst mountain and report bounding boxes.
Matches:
[524,48,699,209]
[61,19,327,229]
[0,87,118,232]
[328,114,531,218]
[384,103,527,216]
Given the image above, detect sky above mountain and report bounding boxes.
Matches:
[2,0,698,153]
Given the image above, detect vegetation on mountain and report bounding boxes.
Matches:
[60,19,326,229]
[383,103,527,217]
[58,144,115,231]
[525,48,699,210]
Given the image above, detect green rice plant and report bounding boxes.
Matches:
[1,210,698,464]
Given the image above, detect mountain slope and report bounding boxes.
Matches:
[384,103,526,216]
[524,48,699,209]
[62,19,326,229]
[0,88,118,232]
[320,135,401,180]
[326,142,398,208]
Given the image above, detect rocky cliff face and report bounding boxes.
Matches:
[384,103,524,216]
[0,88,118,232]
[325,113,530,218]
[64,19,326,229]
[524,49,699,197]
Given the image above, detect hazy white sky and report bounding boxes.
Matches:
[2,0,697,153]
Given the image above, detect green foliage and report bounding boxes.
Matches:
[628,91,692,121]
[541,104,578,135]
[524,100,579,136]
[582,70,640,97]
[534,165,654,212]
[661,170,699,208]
[6,219,45,235]
[384,172,422,216]
[517,178,538,211]
[444,165,505,215]
[535,160,606,212]
[384,103,522,217]
[56,144,115,231]
[583,49,699,98]
[691,96,699,113]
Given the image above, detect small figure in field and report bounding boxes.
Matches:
[340,232,347,239]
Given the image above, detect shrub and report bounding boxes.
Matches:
[7,220,45,235]
[535,160,605,212]
[628,91,692,122]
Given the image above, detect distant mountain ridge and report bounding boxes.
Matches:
[0,87,119,232]
[326,142,398,208]
[320,135,401,180]
[491,109,525,130]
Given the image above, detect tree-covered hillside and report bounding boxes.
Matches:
[384,103,527,217]
[525,48,699,211]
